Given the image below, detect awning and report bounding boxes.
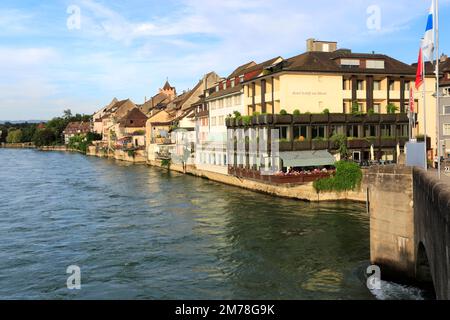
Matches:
[279,150,336,167]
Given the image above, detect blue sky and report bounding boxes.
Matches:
[0,0,449,120]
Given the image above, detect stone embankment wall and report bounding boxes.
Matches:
[0,142,35,148]
[413,168,450,300]
[147,159,368,203]
[87,146,146,164]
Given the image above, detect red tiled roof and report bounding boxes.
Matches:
[63,122,91,134]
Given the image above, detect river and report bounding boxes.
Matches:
[0,149,427,299]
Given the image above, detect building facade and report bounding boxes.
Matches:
[439,55,450,158]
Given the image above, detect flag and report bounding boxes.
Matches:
[422,0,435,61]
[409,87,415,114]
[415,48,424,90]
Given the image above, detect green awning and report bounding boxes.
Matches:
[279,150,336,167]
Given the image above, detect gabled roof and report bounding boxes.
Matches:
[163,80,174,90]
[228,61,257,78]
[118,108,148,128]
[206,84,243,101]
[241,56,284,75]
[284,51,415,75]
[63,121,91,134]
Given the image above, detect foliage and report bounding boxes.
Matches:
[68,132,102,153]
[331,134,348,159]
[32,128,56,147]
[367,108,375,115]
[313,161,362,193]
[322,108,330,114]
[6,129,23,143]
[279,109,288,115]
[127,149,136,158]
[351,101,360,114]
[242,115,252,126]
[386,103,398,114]
[252,112,261,117]
[233,111,242,118]
[293,109,301,116]
[161,159,171,167]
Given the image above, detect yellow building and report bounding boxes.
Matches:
[242,39,437,156]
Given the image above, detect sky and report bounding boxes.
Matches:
[0,0,449,121]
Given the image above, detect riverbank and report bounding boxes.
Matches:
[85,144,367,202]
[146,159,368,203]
[0,142,35,149]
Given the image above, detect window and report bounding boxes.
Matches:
[312,125,326,139]
[373,80,381,90]
[223,81,227,90]
[397,124,408,138]
[343,79,347,90]
[293,125,308,140]
[444,124,450,136]
[443,88,450,96]
[373,103,381,113]
[341,59,360,66]
[357,80,364,90]
[219,116,225,126]
[405,81,410,91]
[444,106,450,115]
[389,80,395,91]
[211,117,217,126]
[347,125,360,138]
[274,126,289,140]
[366,60,385,69]
[364,125,377,137]
[381,124,394,137]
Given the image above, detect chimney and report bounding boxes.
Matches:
[440,54,448,62]
[306,38,337,52]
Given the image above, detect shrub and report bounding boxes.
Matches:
[233,111,241,118]
[6,129,23,143]
[279,109,288,115]
[313,161,362,193]
[293,109,301,116]
[252,112,261,117]
[331,134,348,159]
[242,115,252,126]
[323,108,330,114]
[32,129,56,147]
[386,103,398,114]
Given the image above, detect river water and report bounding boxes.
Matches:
[0,149,427,299]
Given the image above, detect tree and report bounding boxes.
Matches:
[6,129,23,143]
[386,103,399,114]
[32,128,56,147]
[331,134,348,160]
[63,109,73,119]
[21,125,37,142]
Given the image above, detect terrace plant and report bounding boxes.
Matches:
[313,161,362,193]
[279,109,288,115]
[322,108,330,114]
[386,103,399,114]
[331,134,348,159]
[293,109,301,116]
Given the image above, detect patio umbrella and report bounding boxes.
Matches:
[370,145,375,161]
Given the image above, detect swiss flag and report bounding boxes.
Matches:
[409,87,415,114]
[415,48,424,90]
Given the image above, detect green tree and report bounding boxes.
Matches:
[386,103,398,114]
[32,128,56,147]
[331,134,348,160]
[6,129,23,143]
[63,109,73,119]
[21,125,37,142]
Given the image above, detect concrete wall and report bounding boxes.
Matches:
[368,166,416,279]
[413,168,450,300]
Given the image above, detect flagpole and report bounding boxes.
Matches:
[423,47,428,170]
[435,0,441,179]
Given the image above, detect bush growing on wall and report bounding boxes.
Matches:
[313,161,362,193]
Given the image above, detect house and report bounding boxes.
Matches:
[139,80,176,116]
[93,98,118,135]
[115,108,149,149]
[63,121,91,144]
[225,39,437,179]
[145,72,221,162]
[439,54,450,158]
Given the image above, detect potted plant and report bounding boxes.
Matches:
[293,110,311,124]
[252,112,260,125]
[366,109,380,122]
[329,113,346,122]
[312,137,329,150]
[278,138,293,151]
[258,113,273,124]
[311,111,329,123]
[293,137,311,151]
[273,109,292,124]
[380,136,397,147]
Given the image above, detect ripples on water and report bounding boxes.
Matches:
[0,149,426,300]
